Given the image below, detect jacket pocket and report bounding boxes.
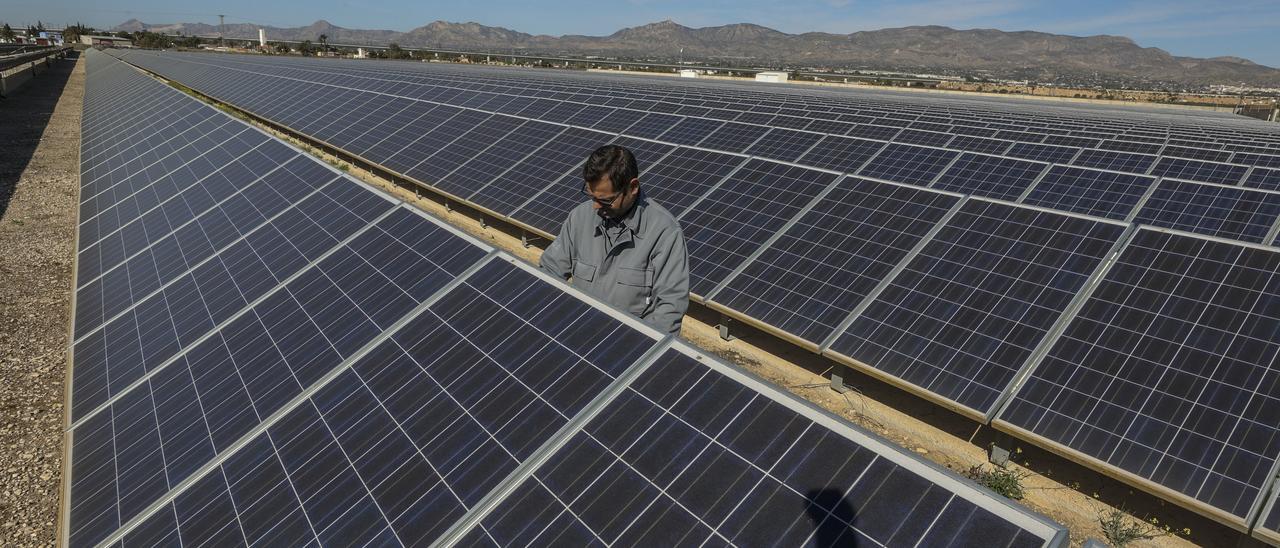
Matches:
[572,261,597,283]
[616,266,654,316]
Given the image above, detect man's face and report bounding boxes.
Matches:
[585,176,639,220]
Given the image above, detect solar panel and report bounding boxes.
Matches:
[827,200,1127,416]
[410,114,525,189]
[436,119,565,199]
[1098,139,1162,155]
[679,159,839,296]
[93,49,1280,535]
[469,127,612,218]
[1161,145,1233,163]
[1232,152,1280,169]
[1245,168,1280,191]
[1041,135,1099,149]
[931,153,1048,201]
[859,143,960,186]
[1005,142,1081,164]
[1132,179,1280,244]
[1150,158,1249,185]
[1022,165,1155,220]
[658,117,725,146]
[846,124,902,141]
[73,155,341,336]
[711,178,960,346]
[745,128,825,162]
[459,345,1067,547]
[1257,486,1280,545]
[1071,149,1156,173]
[796,135,886,174]
[624,112,683,140]
[894,129,955,148]
[697,121,772,153]
[996,227,1280,524]
[948,135,1014,155]
[86,257,663,547]
[637,146,746,217]
[589,108,647,133]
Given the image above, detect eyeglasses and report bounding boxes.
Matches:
[582,186,625,207]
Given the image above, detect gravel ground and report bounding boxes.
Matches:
[0,53,82,547]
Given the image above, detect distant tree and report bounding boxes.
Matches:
[133,31,172,49]
[115,31,131,39]
[274,42,291,54]
[387,42,410,60]
[318,33,327,52]
[299,39,314,55]
[63,22,93,42]
[0,24,14,41]
[35,20,45,32]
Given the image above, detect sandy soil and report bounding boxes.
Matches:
[0,54,82,547]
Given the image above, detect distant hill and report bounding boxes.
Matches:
[113,18,1280,86]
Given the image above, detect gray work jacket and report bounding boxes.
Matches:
[539,193,690,335]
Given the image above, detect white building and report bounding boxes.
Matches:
[755,71,789,83]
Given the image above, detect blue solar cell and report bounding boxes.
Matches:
[410,115,527,190]
[829,200,1126,414]
[894,129,954,148]
[1005,142,1080,164]
[1023,165,1154,220]
[438,120,565,199]
[473,348,1062,547]
[71,180,396,422]
[1150,158,1249,185]
[657,117,725,146]
[931,153,1047,200]
[1133,179,1280,243]
[948,135,1014,155]
[847,124,901,141]
[1098,139,1162,155]
[624,112,683,140]
[639,147,745,217]
[1161,145,1233,163]
[713,178,959,345]
[999,228,1280,521]
[96,258,659,547]
[697,122,772,153]
[469,127,612,218]
[1244,168,1280,191]
[679,159,839,296]
[745,128,825,162]
[1232,152,1280,169]
[857,143,959,186]
[1071,149,1157,173]
[793,135,883,174]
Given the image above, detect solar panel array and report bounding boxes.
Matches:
[96,48,1280,537]
[68,49,1068,547]
[1260,485,1280,545]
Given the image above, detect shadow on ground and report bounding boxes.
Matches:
[0,51,78,222]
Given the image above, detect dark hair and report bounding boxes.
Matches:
[582,145,638,193]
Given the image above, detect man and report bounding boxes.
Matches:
[540,145,689,335]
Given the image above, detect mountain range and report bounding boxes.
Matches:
[113,18,1280,86]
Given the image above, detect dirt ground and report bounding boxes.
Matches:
[0,54,82,547]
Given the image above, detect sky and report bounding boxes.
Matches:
[5,0,1279,66]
